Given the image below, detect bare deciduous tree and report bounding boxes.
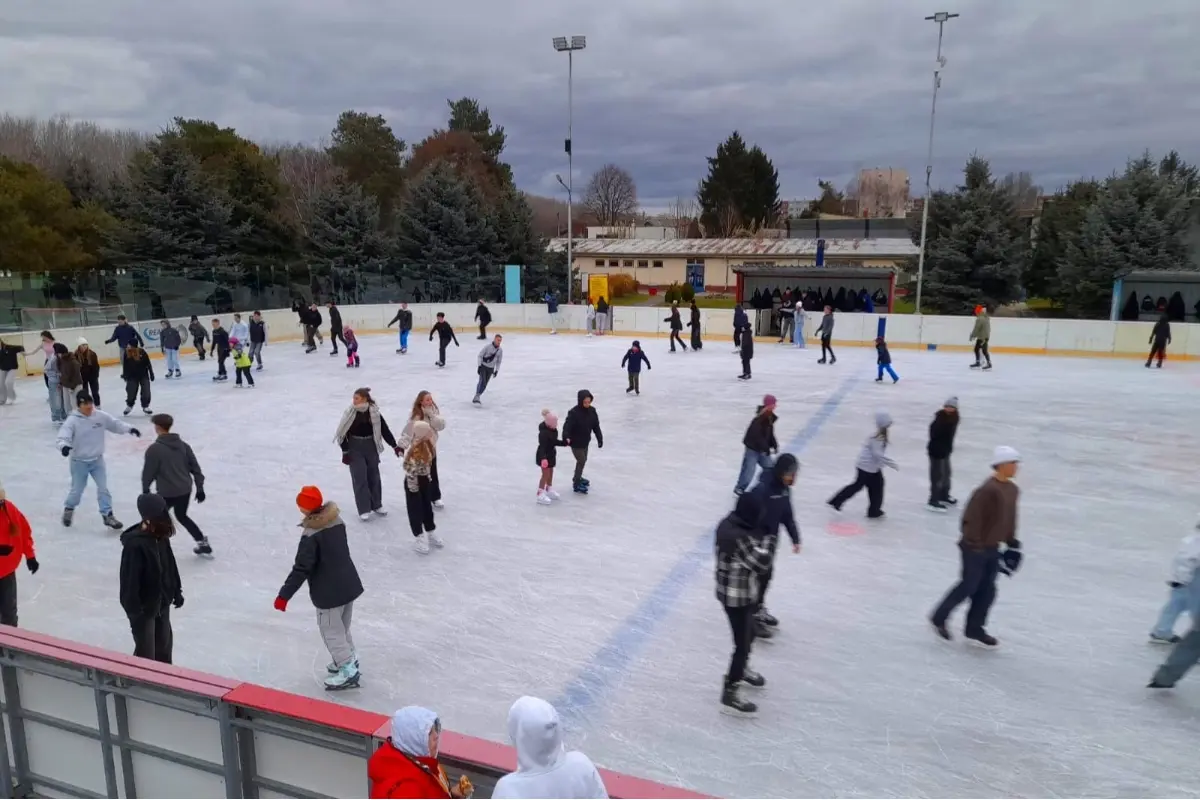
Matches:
[999,171,1043,213]
[582,163,638,225]
[856,168,910,218]
[0,113,147,184]
[667,195,698,238]
[269,141,341,237]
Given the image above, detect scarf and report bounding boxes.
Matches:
[404,439,434,491]
[334,403,383,453]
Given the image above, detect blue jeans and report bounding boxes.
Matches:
[735,449,773,493]
[65,458,112,514]
[877,364,898,381]
[165,349,180,372]
[399,329,410,350]
[1152,585,1192,638]
[46,376,65,422]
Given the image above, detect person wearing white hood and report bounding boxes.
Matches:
[491,697,608,800]
[828,411,898,519]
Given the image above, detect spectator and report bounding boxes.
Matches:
[368,706,473,799]
[491,696,608,799]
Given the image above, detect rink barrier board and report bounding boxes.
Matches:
[9,304,1200,375]
[0,627,710,799]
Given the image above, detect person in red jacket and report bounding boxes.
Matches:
[0,481,39,627]
[368,706,471,799]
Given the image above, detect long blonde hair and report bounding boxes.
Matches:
[410,390,434,420]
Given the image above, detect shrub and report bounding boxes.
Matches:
[681,282,696,302]
[664,283,681,304]
[608,273,639,298]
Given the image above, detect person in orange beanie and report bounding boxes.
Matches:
[0,480,38,627]
[368,706,473,798]
[275,486,364,691]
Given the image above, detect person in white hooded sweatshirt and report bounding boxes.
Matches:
[828,411,898,519]
[491,696,608,800]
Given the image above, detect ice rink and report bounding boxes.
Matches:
[3,327,1200,798]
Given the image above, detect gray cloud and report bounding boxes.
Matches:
[1,0,1196,209]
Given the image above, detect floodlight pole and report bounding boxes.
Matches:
[553,36,585,304]
[914,11,958,316]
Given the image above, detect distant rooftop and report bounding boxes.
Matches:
[547,237,919,258]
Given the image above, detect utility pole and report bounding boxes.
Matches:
[553,36,586,304]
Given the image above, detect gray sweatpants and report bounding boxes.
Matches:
[1152,625,1200,687]
[316,602,355,667]
[346,435,382,515]
[0,370,15,404]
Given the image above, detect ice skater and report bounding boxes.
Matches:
[815,306,835,364]
[54,343,82,417]
[0,338,24,405]
[689,299,704,350]
[275,485,364,691]
[563,390,603,494]
[343,325,360,368]
[403,422,442,554]
[327,301,345,355]
[733,303,748,352]
[715,491,772,716]
[429,312,459,367]
[41,332,66,424]
[230,338,255,387]
[535,409,567,506]
[874,335,898,383]
[828,411,897,519]
[621,340,651,395]
[142,413,212,556]
[473,334,503,405]
[749,453,802,639]
[475,299,492,340]
[665,303,687,352]
[188,316,208,361]
[929,446,1023,647]
[595,296,610,335]
[387,302,413,354]
[400,391,446,508]
[738,320,754,380]
[734,395,778,495]
[1146,311,1171,368]
[1149,517,1200,644]
[969,305,992,370]
[229,313,250,348]
[776,296,795,343]
[122,343,155,415]
[585,298,596,337]
[119,494,184,664]
[249,310,267,370]
[105,314,143,375]
[75,338,100,407]
[159,319,182,378]
[0,480,39,627]
[927,397,960,512]
[546,291,560,334]
[334,388,400,521]
[57,391,141,529]
[210,318,230,381]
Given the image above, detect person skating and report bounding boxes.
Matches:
[403,422,441,553]
[1146,311,1171,368]
[210,319,230,381]
[688,299,704,350]
[732,302,748,352]
[715,491,773,716]
[874,335,898,383]
[1149,517,1200,644]
[749,453,802,638]
[490,697,608,800]
[229,313,250,349]
[387,302,413,354]
[368,707,473,799]
[119,493,184,663]
[595,296,610,336]
[188,315,209,361]
[41,331,66,424]
[620,341,651,395]
[327,302,346,355]
[0,337,25,405]
[929,446,1022,647]
[828,411,897,518]
[334,388,401,521]
[734,396,778,495]
[969,305,992,370]
[0,480,39,627]
[142,413,212,556]
[738,319,754,380]
[343,325,361,368]
[546,291,560,334]
[249,311,267,370]
[121,343,155,415]
[535,409,568,505]
[105,314,143,375]
[230,338,255,387]
[563,390,603,494]
[815,306,835,364]
[665,302,688,352]
[275,485,364,691]
[475,300,492,340]
[400,392,446,508]
[74,338,101,407]
[776,296,795,343]
[159,319,183,378]
[927,397,960,512]
[309,303,325,350]
[473,334,503,405]
[585,298,596,337]
[1148,626,1200,689]
[57,391,140,529]
[429,313,459,367]
[54,343,83,416]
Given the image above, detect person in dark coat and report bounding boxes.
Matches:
[474,300,492,340]
[874,336,898,383]
[387,302,414,354]
[275,485,365,691]
[105,315,143,375]
[734,396,778,495]
[738,319,755,380]
[429,313,459,367]
[927,398,960,511]
[0,338,25,405]
[122,344,155,414]
[620,341,651,395]
[688,300,703,350]
[562,390,603,494]
[142,413,211,555]
[210,319,230,380]
[664,302,687,352]
[333,389,401,520]
[535,410,568,505]
[714,491,772,716]
[749,453,802,638]
[188,316,209,361]
[119,494,183,664]
[327,302,346,355]
[1147,312,1171,368]
[733,303,748,349]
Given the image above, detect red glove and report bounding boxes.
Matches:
[341,452,351,465]
[273,596,287,612]
[540,459,549,468]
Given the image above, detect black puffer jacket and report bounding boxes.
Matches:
[535,422,566,467]
[563,390,603,449]
[160,326,182,350]
[0,341,25,371]
[119,526,183,619]
[750,454,801,550]
[927,410,959,459]
[278,503,364,610]
[122,349,155,381]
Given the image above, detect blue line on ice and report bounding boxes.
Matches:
[553,373,863,723]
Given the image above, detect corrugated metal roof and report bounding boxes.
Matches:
[546,237,919,257]
[733,265,897,276]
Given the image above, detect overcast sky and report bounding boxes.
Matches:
[1,0,1196,210]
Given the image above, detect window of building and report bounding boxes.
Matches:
[637,260,649,268]
[652,260,663,268]
[623,259,634,267]
[608,259,618,267]
[594,259,605,267]
[687,258,706,266]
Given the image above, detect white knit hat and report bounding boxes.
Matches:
[77,337,88,346]
[991,445,1021,467]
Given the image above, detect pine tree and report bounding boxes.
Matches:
[697,132,780,234]
[305,179,390,303]
[1024,179,1100,303]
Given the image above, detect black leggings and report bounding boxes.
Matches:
[740,355,752,377]
[821,337,834,361]
[404,476,435,536]
[669,330,686,350]
[83,375,100,407]
[330,329,347,351]
[829,468,885,515]
[1148,340,1167,365]
[974,339,991,364]
[723,605,756,684]
[164,494,205,542]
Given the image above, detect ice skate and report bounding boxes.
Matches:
[579,477,590,487]
[102,513,123,530]
[372,507,388,517]
[234,383,244,389]
[429,531,444,548]
[756,609,779,627]
[867,509,886,519]
[61,507,74,527]
[345,362,354,368]
[537,491,553,505]
[817,358,826,364]
[396,348,404,354]
[432,499,444,509]
[358,512,370,521]
[353,357,360,367]
[194,538,213,557]
[414,533,431,554]
[330,349,338,356]
[737,374,750,381]
[1147,679,1174,689]
[931,620,952,641]
[875,377,883,382]
[945,497,958,506]
[965,630,998,648]
[982,363,993,371]
[720,681,757,716]
[143,407,152,414]
[926,502,948,513]
[545,487,561,500]
[573,481,588,495]
[400,347,407,354]
[970,361,981,369]
[323,661,360,691]
[327,654,359,674]
[741,668,766,688]
[1149,633,1181,645]
[753,618,774,639]
[472,395,481,405]
[123,406,132,415]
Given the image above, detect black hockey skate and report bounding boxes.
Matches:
[573,481,588,494]
[756,609,779,627]
[753,618,774,639]
[721,681,757,716]
[194,538,213,557]
[965,630,998,648]
[61,508,74,527]
[930,619,952,641]
[741,669,766,688]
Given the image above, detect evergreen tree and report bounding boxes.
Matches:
[327,111,407,223]
[0,157,114,273]
[697,132,781,234]
[447,97,512,185]
[394,162,498,300]
[1024,179,1100,302]
[305,179,390,303]
[490,186,540,266]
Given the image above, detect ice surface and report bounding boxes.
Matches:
[3,331,1200,798]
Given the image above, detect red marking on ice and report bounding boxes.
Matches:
[827,521,865,536]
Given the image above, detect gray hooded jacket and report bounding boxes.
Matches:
[855,411,898,473]
[141,433,205,497]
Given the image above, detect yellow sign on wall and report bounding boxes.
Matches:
[588,274,609,304]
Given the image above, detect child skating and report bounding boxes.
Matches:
[231,339,255,387]
[403,422,442,554]
[535,409,568,505]
[828,411,897,519]
[875,336,898,383]
[1149,517,1200,644]
[429,313,459,367]
[620,341,651,395]
[343,325,360,368]
[210,319,230,381]
[122,344,155,415]
[387,302,413,354]
[738,321,754,380]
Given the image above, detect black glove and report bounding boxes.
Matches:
[60,445,71,457]
[341,452,352,465]
[26,558,38,574]
[0,545,12,557]
[173,594,184,609]
[597,440,604,449]
[1169,581,1184,588]
[150,375,155,382]
[130,428,141,437]
[492,370,499,378]
[195,489,206,503]
[1000,547,1023,575]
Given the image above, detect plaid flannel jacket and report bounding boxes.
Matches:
[715,532,775,608]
